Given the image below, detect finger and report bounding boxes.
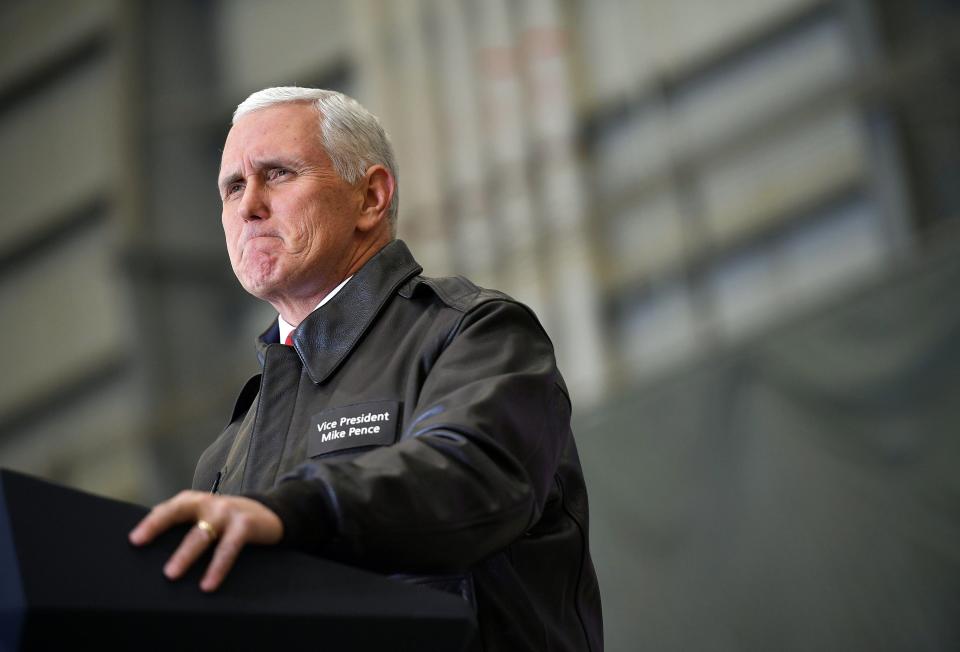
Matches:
[200,526,246,592]
[130,491,205,545]
[164,522,218,580]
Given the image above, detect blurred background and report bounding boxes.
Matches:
[1,0,958,650]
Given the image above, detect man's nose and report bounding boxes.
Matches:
[237,179,269,222]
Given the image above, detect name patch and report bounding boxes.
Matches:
[308,399,400,457]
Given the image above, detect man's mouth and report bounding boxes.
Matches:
[242,232,282,246]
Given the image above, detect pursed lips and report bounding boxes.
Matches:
[241,230,283,247]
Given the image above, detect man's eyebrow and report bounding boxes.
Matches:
[218,157,309,192]
[218,171,243,193]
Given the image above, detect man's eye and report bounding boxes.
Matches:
[267,168,289,181]
[226,182,244,196]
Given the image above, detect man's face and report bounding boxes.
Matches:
[219,102,361,303]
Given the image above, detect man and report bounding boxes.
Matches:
[129,87,602,651]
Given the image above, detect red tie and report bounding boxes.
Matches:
[284,333,294,346]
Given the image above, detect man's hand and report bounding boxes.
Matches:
[129,491,283,592]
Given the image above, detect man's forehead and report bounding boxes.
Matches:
[219,104,323,170]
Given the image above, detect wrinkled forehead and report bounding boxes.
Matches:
[220,103,324,170]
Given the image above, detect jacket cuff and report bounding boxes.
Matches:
[245,480,339,551]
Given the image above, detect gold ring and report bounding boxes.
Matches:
[196,519,219,542]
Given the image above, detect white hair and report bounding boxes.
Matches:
[233,87,399,234]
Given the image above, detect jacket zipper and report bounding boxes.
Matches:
[210,470,223,494]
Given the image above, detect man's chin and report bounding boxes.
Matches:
[237,269,285,301]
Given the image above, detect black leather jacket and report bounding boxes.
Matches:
[193,240,603,651]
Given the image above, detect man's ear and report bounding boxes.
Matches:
[356,165,395,233]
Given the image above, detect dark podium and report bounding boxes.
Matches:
[0,469,475,651]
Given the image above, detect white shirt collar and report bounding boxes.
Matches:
[278,275,353,344]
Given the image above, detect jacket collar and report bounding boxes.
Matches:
[255,239,423,384]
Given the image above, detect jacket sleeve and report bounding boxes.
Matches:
[250,298,572,572]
